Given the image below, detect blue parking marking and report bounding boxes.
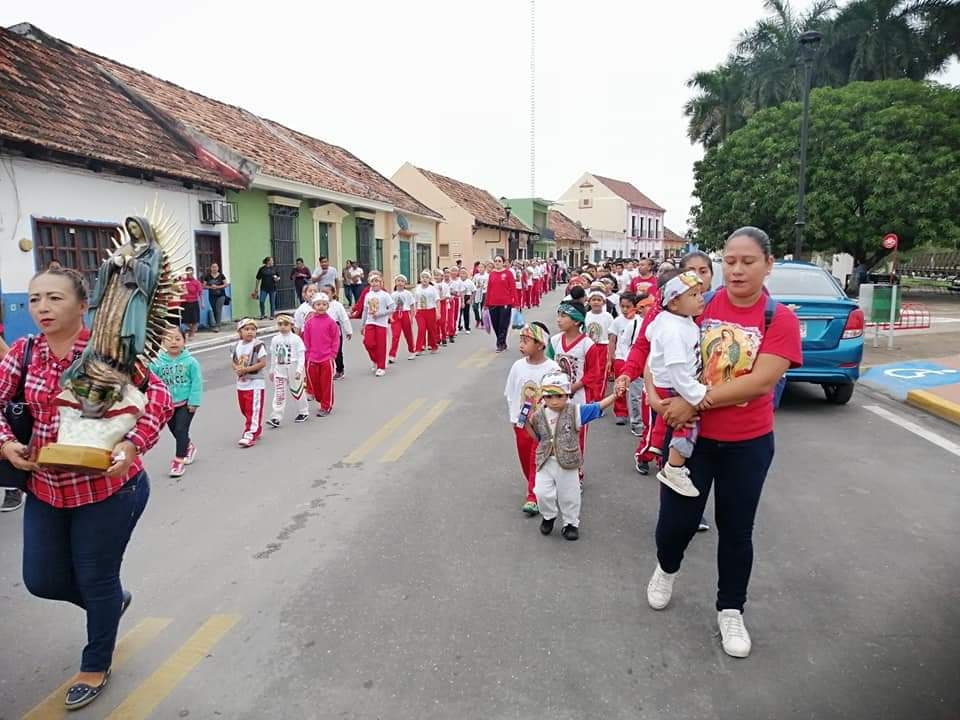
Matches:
[861,361,960,400]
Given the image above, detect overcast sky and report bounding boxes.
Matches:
[4,1,958,231]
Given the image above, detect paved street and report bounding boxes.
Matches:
[2,294,959,720]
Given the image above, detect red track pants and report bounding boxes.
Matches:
[363,324,388,370]
[390,313,415,358]
[447,296,461,338]
[306,359,335,412]
[237,388,265,442]
[415,309,439,352]
[514,426,538,503]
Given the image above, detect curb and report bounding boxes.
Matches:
[906,389,960,426]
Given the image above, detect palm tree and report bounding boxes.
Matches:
[735,0,837,109]
[828,0,951,81]
[683,62,750,147]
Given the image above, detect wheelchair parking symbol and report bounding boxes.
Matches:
[884,367,960,380]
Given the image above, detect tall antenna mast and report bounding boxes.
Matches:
[529,0,536,199]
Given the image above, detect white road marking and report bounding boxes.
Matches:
[863,404,960,458]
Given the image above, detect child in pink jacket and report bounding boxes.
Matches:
[301,294,341,416]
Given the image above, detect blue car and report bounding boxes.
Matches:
[712,261,864,404]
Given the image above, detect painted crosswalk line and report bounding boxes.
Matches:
[342,398,426,464]
[380,400,451,462]
[22,617,172,720]
[105,614,241,720]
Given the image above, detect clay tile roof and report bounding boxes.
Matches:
[547,209,583,240]
[272,124,441,219]
[664,227,685,242]
[417,167,533,232]
[593,174,665,211]
[0,27,241,189]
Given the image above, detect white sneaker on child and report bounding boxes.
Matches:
[375,369,386,377]
[657,463,700,497]
[647,564,676,610]
[717,609,752,658]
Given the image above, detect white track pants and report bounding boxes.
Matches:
[534,457,581,528]
[271,365,308,420]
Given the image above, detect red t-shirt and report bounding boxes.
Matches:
[182,277,204,303]
[485,269,516,307]
[629,274,657,296]
[698,291,802,442]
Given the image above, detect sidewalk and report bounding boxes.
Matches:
[186,316,283,353]
[861,330,960,425]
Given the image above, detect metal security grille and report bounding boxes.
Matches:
[269,205,299,309]
[356,218,374,272]
[416,243,432,276]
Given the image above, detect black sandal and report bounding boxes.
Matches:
[120,590,133,618]
[64,668,110,711]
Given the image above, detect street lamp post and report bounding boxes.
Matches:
[794,30,822,260]
[498,197,512,259]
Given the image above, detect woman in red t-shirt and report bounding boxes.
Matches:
[484,256,517,352]
[643,227,802,660]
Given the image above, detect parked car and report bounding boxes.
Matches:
[712,261,864,405]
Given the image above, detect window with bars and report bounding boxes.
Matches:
[375,238,384,272]
[194,232,222,273]
[416,243,432,276]
[356,218,374,271]
[33,220,119,293]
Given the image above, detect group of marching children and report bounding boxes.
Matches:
[226,267,497,447]
[505,258,701,542]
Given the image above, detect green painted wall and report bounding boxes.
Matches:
[227,189,271,320]
[341,213,357,264]
[298,207,313,266]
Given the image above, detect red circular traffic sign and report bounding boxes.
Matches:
[882,233,899,250]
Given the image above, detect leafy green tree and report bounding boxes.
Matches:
[691,80,960,260]
[827,0,951,82]
[683,62,750,147]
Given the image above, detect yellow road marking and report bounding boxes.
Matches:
[105,614,241,720]
[22,617,172,720]
[380,400,451,462]
[342,398,426,464]
[458,350,495,369]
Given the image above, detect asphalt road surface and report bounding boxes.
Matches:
[2,294,958,720]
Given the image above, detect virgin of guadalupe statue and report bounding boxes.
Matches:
[40,207,184,470]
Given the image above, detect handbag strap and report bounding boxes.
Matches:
[13,335,35,403]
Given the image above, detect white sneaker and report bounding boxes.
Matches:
[375,369,386,377]
[408,354,416,360]
[717,609,752,658]
[657,463,700,497]
[646,564,676,610]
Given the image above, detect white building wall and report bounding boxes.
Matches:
[0,156,229,338]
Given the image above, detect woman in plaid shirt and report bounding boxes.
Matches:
[0,268,172,711]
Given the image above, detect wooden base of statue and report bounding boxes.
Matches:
[37,444,114,472]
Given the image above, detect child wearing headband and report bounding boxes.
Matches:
[585,286,615,396]
[504,322,560,516]
[546,287,606,484]
[525,371,618,541]
[389,275,416,362]
[302,294,340,416]
[645,269,707,497]
[414,271,441,354]
[232,318,267,447]
[267,314,308,428]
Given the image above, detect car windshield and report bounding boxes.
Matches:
[766,267,841,297]
[710,261,841,296]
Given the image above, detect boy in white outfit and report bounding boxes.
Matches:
[526,372,617,541]
[322,283,352,379]
[267,315,308,427]
[294,283,318,333]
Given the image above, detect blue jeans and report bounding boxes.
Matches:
[259,290,278,318]
[655,433,774,612]
[23,473,150,671]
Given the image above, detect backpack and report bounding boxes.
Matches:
[702,288,787,408]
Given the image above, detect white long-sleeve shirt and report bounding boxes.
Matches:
[327,299,353,339]
[503,357,561,424]
[646,311,707,406]
[270,332,306,374]
[361,289,397,328]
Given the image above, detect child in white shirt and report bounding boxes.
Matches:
[585,287,615,385]
[389,275,417,362]
[294,283,318,332]
[504,322,561,515]
[608,292,641,426]
[457,268,477,333]
[267,315,308,427]
[361,274,396,376]
[321,283,352,379]
[646,270,706,497]
[232,318,268,448]
[414,271,441,354]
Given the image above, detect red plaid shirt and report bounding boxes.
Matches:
[0,330,172,508]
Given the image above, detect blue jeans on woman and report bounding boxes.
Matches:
[655,433,774,612]
[259,290,278,318]
[22,473,150,672]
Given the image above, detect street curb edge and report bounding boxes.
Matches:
[906,389,960,426]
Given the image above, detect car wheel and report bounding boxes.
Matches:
[823,383,855,405]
